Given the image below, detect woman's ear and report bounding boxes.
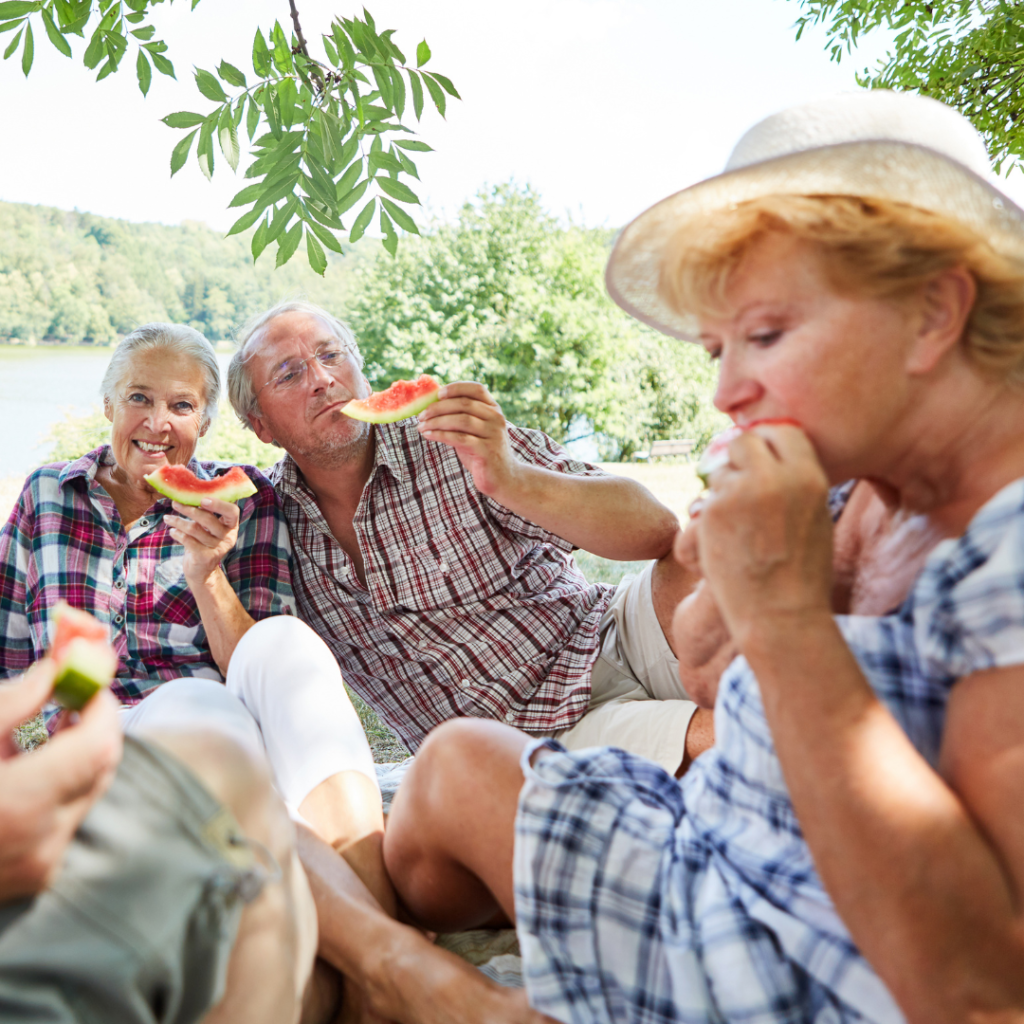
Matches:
[103,397,114,424]
[906,266,976,376]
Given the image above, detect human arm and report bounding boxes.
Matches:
[0,661,122,900]
[164,496,255,675]
[0,482,40,678]
[697,424,1024,1023]
[417,382,679,560]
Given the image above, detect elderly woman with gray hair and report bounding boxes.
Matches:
[0,322,393,928]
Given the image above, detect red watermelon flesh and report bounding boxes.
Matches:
[49,602,118,710]
[342,375,441,424]
[144,464,257,506]
[697,418,803,485]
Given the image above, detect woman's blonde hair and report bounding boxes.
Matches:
[658,195,1024,382]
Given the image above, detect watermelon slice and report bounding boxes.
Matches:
[341,375,441,424]
[697,418,802,486]
[49,602,118,710]
[144,464,257,506]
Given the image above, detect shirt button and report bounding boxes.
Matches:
[505,710,516,723]
[113,614,124,624]
[114,580,125,590]
[139,518,149,527]
[460,678,471,688]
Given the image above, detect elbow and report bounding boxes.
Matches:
[677,661,719,708]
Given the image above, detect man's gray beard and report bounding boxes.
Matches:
[283,411,371,469]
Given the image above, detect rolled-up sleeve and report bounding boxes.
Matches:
[0,480,36,677]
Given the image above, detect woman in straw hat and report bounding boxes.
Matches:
[380,91,1024,1023]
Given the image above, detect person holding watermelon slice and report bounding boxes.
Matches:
[228,300,713,781]
[379,92,1024,1023]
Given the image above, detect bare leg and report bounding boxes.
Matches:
[299,819,555,1024]
[139,729,318,1024]
[300,770,397,919]
[384,719,529,932]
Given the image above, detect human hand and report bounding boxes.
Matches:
[695,422,833,645]
[165,497,240,587]
[0,661,122,900]
[416,382,519,497]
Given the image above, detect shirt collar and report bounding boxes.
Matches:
[57,445,214,494]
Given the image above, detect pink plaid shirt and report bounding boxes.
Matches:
[271,421,615,751]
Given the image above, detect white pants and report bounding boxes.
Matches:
[120,616,378,813]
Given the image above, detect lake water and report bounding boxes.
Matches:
[0,345,234,480]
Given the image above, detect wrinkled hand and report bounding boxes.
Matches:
[165,497,240,587]
[416,382,518,497]
[0,661,122,900]
[696,422,833,644]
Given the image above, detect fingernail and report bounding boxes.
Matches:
[200,498,211,508]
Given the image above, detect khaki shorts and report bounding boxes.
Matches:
[555,562,697,775]
[0,737,267,1024]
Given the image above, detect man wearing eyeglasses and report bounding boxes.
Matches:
[227,300,713,782]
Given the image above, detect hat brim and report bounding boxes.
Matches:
[606,140,1024,341]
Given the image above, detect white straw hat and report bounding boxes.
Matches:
[606,90,1024,340]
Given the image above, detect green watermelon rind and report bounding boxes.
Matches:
[342,379,441,424]
[52,637,117,710]
[144,466,258,506]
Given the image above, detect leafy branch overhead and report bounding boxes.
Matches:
[0,2,459,271]
[790,0,1024,174]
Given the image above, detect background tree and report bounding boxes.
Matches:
[791,0,1024,173]
[348,184,725,460]
[0,1,458,270]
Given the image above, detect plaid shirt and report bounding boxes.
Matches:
[0,447,295,710]
[514,478,1024,1024]
[271,420,615,751]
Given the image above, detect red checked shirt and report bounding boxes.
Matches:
[270,420,616,751]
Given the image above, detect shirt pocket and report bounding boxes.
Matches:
[378,518,520,611]
[145,554,201,628]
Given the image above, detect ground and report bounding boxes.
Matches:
[4,460,701,759]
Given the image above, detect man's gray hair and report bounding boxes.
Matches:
[228,300,363,429]
[101,322,220,429]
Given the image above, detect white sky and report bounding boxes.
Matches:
[4,0,1024,232]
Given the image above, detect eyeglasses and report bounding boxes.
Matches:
[256,344,354,398]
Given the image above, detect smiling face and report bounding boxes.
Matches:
[104,346,208,488]
[245,310,372,468]
[696,231,920,483]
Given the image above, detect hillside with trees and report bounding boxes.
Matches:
[0,199,360,345]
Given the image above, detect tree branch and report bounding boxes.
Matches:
[288,0,310,58]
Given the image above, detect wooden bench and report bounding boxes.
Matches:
[633,438,696,461]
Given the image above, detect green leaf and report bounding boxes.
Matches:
[262,86,281,138]
[304,215,343,252]
[271,20,292,74]
[218,59,246,87]
[407,68,423,120]
[337,132,359,168]
[304,201,344,231]
[266,195,298,243]
[371,65,393,110]
[338,177,369,214]
[169,127,198,175]
[368,149,402,175]
[195,67,227,102]
[20,20,32,75]
[3,26,22,60]
[416,38,430,67]
[349,196,375,242]
[82,24,103,67]
[197,117,215,179]
[421,72,446,117]
[228,179,266,208]
[380,196,419,234]
[218,118,239,172]
[129,24,154,40]
[276,77,298,130]
[389,65,405,119]
[124,10,145,23]
[429,72,459,99]
[317,108,337,160]
[254,170,300,210]
[334,159,361,198]
[252,28,270,77]
[379,28,405,64]
[0,3,39,18]
[396,148,419,179]
[275,219,303,267]
[40,8,71,56]
[251,215,270,260]
[305,228,328,275]
[135,47,151,94]
[376,175,419,204]
[331,21,354,68]
[380,209,397,256]
[148,48,174,78]
[226,205,263,236]
[394,138,433,152]
[162,110,205,129]
[246,93,261,140]
[322,34,338,66]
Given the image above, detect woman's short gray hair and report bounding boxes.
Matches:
[228,300,363,428]
[101,323,220,428]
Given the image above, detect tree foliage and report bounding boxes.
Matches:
[0,199,360,343]
[347,184,726,460]
[791,0,1024,173]
[0,1,457,269]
